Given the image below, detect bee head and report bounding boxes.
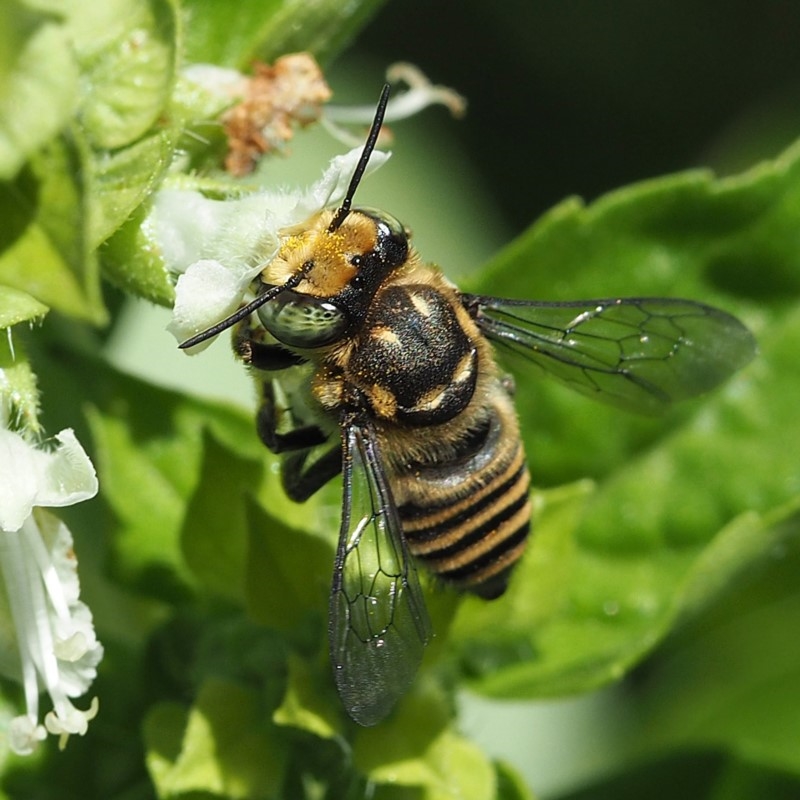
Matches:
[179,84,395,351]
[254,205,408,348]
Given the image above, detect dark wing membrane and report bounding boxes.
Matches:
[329,420,431,726]
[464,295,757,414]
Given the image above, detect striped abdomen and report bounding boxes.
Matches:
[394,390,531,599]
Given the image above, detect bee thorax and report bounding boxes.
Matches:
[348,284,480,425]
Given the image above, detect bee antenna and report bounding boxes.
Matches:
[328,83,391,232]
[178,271,305,349]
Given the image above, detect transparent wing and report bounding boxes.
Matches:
[464,295,757,414]
[329,419,431,726]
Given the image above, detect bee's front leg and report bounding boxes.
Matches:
[255,380,329,453]
[254,381,341,501]
[233,321,305,371]
[234,318,327,452]
[235,318,341,502]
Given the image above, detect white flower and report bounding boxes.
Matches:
[182,59,466,150]
[0,426,102,755]
[0,428,96,531]
[182,64,249,99]
[323,62,466,146]
[150,146,389,349]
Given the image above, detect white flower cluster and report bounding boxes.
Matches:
[150,146,389,348]
[0,422,101,755]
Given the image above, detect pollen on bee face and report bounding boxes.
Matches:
[282,233,304,252]
[315,231,348,262]
[273,229,312,266]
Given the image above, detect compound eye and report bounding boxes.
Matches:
[257,291,349,348]
[354,208,408,269]
[375,211,406,240]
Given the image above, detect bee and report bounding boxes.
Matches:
[180,85,757,726]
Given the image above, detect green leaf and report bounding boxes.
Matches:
[0,335,40,432]
[244,496,332,635]
[558,751,800,800]
[87,127,176,250]
[0,1,180,317]
[477,141,800,303]
[181,0,387,69]
[494,761,537,800]
[101,199,176,306]
[84,364,266,599]
[0,1,79,180]
[180,433,264,604]
[181,430,337,610]
[703,758,800,800]
[625,501,800,775]
[272,652,341,740]
[354,679,495,800]
[87,397,198,599]
[0,285,47,328]
[353,678,449,775]
[75,0,180,250]
[144,678,287,798]
[0,136,105,323]
[66,0,178,151]
[474,141,800,486]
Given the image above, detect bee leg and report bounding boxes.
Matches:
[256,380,329,453]
[281,445,342,502]
[234,333,306,371]
[254,382,340,501]
[235,324,327,450]
[234,323,341,501]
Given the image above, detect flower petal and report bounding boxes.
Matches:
[0,425,101,756]
[324,64,465,130]
[0,428,96,532]
[45,695,99,751]
[166,258,263,348]
[149,189,290,277]
[33,511,103,696]
[0,427,38,531]
[8,715,46,756]
[291,146,389,220]
[31,430,98,510]
[147,190,234,272]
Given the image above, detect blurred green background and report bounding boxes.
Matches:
[358,0,800,226]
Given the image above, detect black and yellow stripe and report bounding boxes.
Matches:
[397,397,531,599]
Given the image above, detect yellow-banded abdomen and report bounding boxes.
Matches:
[393,390,531,600]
